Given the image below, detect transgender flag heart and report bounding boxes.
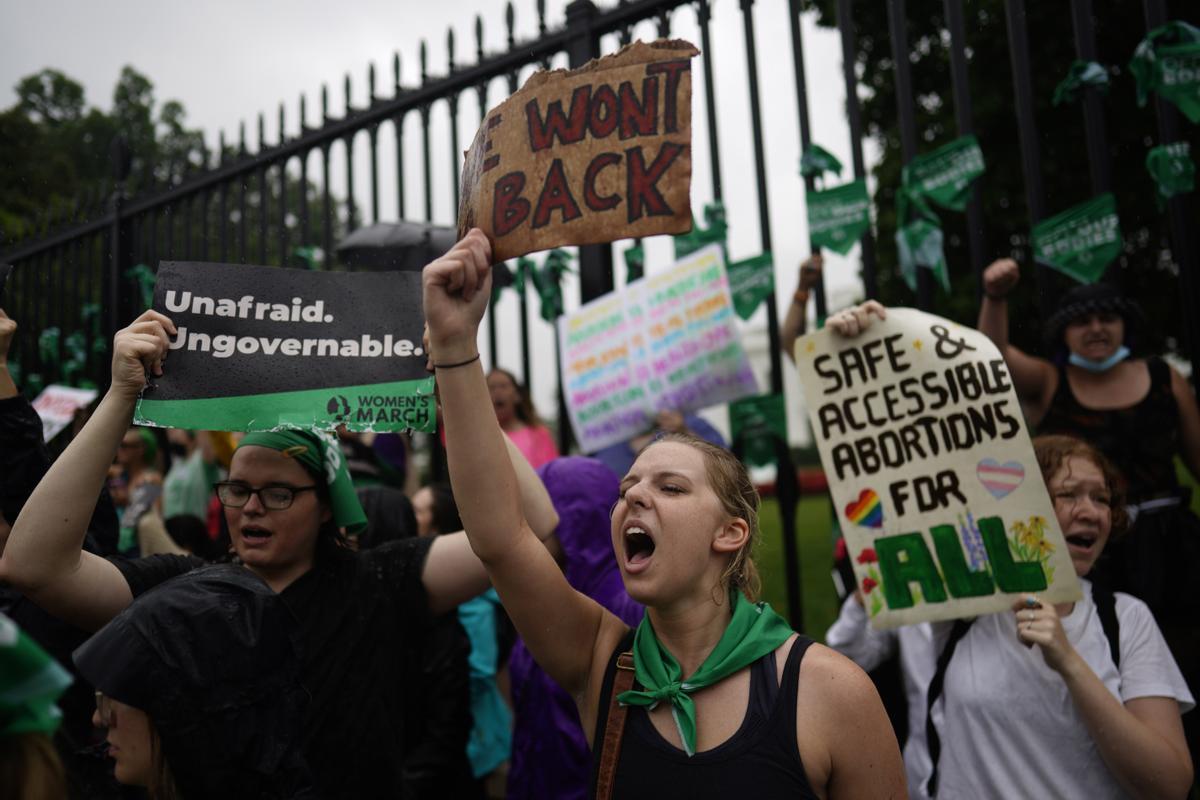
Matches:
[977,458,1025,499]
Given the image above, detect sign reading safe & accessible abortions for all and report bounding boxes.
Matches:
[559,244,759,453]
[795,309,1080,628]
[134,261,435,434]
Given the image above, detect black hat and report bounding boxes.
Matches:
[1043,282,1145,351]
[74,567,315,799]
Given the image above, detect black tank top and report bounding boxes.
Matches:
[1040,356,1180,502]
[589,631,819,799]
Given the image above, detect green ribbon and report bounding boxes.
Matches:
[895,186,950,293]
[624,242,645,283]
[1052,60,1109,106]
[673,201,728,261]
[239,429,367,533]
[726,254,774,320]
[730,393,787,468]
[800,144,843,180]
[900,135,985,212]
[125,264,157,311]
[1130,22,1200,123]
[807,179,872,255]
[527,250,573,323]
[1031,193,1122,285]
[617,591,793,757]
[293,245,320,270]
[38,327,61,367]
[0,613,73,736]
[1146,141,1195,199]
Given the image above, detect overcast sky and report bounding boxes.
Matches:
[2,0,878,443]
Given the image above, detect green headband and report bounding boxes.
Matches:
[238,430,367,534]
[0,613,73,736]
[136,426,158,466]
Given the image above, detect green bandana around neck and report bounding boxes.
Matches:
[238,429,367,534]
[0,613,73,736]
[616,591,793,756]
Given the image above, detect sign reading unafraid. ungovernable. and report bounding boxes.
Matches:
[795,309,1080,628]
[133,261,435,433]
[458,39,698,261]
[559,244,758,453]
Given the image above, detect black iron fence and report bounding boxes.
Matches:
[3,0,1198,630]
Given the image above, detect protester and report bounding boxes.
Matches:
[978,259,1200,766]
[829,302,1194,798]
[507,456,644,800]
[426,229,905,798]
[591,409,726,480]
[74,569,314,799]
[488,367,558,468]
[161,428,218,521]
[0,612,72,800]
[0,307,561,799]
[779,253,822,363]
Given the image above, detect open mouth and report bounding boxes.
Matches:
[241,526,273,542]
[1065,532,1097,550]
[624,525,656,567]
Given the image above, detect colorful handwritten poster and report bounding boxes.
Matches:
[559,245,758,452]
[794,308,1080,628]
[458,39,697,261]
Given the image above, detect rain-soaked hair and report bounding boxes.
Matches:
[641,431,762,601]
[1033,435,1128,540]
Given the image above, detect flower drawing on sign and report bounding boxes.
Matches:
[856,547,877,565]
[857,548,884,615]
[1009,516,1056,583]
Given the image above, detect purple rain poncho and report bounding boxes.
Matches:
[506,457,644,800]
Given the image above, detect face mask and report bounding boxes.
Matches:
[1068,345,1130,373]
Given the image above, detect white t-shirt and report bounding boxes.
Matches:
[825,596,936,800]
[935,580,1194,799]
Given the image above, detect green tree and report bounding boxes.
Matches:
[811,1,1200,354]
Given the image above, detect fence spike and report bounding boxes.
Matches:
[537,0,546,36]
[506,3,515,48]
[344,73,352,114]
[476,15,484,61]
[257,113,265,151]
[321,84,329,121]
[420,40,428,84]
[369,62,377,101]
[219,130,227,165]
[393,52,402,92]
[239,120,246,154]
[279,103,286,145]
[448,28,456,72]
[300,94,307,130]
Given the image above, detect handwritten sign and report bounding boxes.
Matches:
[559,245,758,452]
[458,39,698,261]
[32,384,98,441]
[134,261,435,434]
[795,308,1080,628]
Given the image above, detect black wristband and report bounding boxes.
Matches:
[432,353,481,370]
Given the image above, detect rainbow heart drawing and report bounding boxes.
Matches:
[844,489,884,529]
[977,458,1025,499]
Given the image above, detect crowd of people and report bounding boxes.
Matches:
[0,227,1195,799]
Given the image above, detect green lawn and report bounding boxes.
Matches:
[756,496,839,641]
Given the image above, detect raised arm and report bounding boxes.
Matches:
[780,255,822,364]
[977,259,1057,420]
[0,310,175,631]
[423,230,617,697]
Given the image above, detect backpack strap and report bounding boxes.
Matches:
[924,618,974,798]
[1092,586,1121,669]
[594,651,636,800]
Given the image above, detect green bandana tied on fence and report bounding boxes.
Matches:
[1146,142,1195,199]
[730,393,787,467]
[1031,193,1122,285]
[807,179,872,255]
[900,135,985,212]
[1130,22,1200,123]
[617,591,793,756]
[125,264,157,311]
[726,254,774,320]
[674,202,728,260]
[624,242,645,283]
[895,187,950,293]
[1052,60,1109,106]
[0,614,73,736]
[800,144,843,180]
[238,429,367,533]
[527,250,573,322]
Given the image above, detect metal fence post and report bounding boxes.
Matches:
[106,136,135,381]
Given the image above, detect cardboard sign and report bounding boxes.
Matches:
[133,261,435,433]
[458,39,698,261]
[795,308,1080,628]
[559,244,758,452]
[31,384,98,441]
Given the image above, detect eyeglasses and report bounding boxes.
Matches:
[1051,487,1112,513]
[95,691,116,728]
[214,482,318,510]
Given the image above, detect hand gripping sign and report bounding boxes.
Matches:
[458,39,698,261]
[795,309,1081,628]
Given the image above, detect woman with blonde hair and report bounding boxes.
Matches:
[424,230,905,798]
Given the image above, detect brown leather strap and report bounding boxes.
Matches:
[595,651,636,800]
